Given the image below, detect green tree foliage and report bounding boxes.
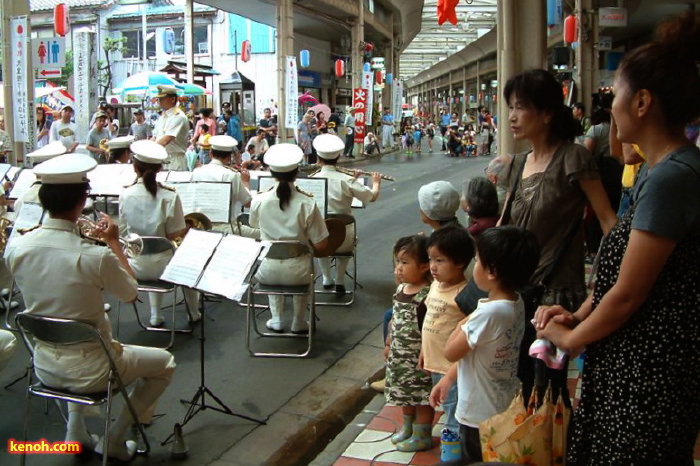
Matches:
[98,37,128,100]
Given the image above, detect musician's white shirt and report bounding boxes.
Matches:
[191,158,252,215]
[311,165,373,215]
[119,180,185,238]
[153,106,189,170]
[250,182,328,244]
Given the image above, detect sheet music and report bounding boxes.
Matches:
[87,164,136,196]
[6,166,21,181]
[196,235,265,301]
[9,169,36,200]
[5,202,44,252]
[156,171,168,184]
[172,182,232,223]
[160,229,222,288]
[166,171,193,183]
[258,176,328,217]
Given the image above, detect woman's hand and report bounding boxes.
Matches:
[533,304,576,330]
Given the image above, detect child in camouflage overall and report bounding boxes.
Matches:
[385,235,434,452]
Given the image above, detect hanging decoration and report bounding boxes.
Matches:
[563,15,578,44]
[54,4,70,37]
[300,50,310,68]
[375,70,383,85]
[547,0,563,26]
[335,59,345,78]
[241,40,252,62]
[386,73,393,85]
[437,0,460,26]
[163,27,175,55]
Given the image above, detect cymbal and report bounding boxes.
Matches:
[314,218,346,257]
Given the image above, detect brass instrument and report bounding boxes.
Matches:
[76,216,144,257]
[0,216,13,255]
[99,138,110,152]
[306,164,396,182]
[171,212,213,247]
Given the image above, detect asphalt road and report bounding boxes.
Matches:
[0,142,493,465]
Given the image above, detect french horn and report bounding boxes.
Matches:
[76,216,144,257]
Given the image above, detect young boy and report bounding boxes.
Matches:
[421,226,473,461]
[430,226,540,463]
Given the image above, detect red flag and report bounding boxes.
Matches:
[437,0,459,25]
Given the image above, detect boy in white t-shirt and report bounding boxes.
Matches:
[430,226,540,462]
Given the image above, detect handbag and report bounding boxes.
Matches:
[479,385,570,465]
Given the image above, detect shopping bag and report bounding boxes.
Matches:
[479,386,559,465]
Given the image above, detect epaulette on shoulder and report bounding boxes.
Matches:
[158,182,176,192]
[16,225,40,235]
[295,185,314,198]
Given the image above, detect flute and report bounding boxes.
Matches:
[306,164,396,182]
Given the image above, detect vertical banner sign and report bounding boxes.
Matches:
[11,16,29,143]
[285,56,299,128]
[362,69,374,127]
[73,32,97,144]
[392,80,402,123]
[352,88,367,144]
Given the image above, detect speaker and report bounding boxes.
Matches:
[553,46,569,66]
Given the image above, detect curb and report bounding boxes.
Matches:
[212,326,386,466]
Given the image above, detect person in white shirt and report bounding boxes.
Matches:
[49,105,79,153]
[249,144,329,334]
[128,109,152,141]
[152,85,189,171]
[363,132,380,155]
[430,226,539,462]
[245,129,270,158]
[311,134,381,294]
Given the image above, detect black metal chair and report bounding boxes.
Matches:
[116,236,195,349]
[246,241,316,358]
[15,313,150,466]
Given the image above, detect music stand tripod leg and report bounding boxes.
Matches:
[162,294,266,446]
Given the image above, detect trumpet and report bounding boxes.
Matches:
[306,164,396,182]
[76,216,144,257]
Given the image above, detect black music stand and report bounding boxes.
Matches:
[160,231,267,444]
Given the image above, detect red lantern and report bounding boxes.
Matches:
[241,40,252,62]
[375,70,383,85]
[54,3,70,37]
[335,59,345,78]
[564,15,578,44]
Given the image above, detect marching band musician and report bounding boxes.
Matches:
[107,135,135,164]
[5,154,175,461]
[311,134,381,294]
[119,140,200,327]
[191,135,252,232]
[14,141,67,215]
[249,144,329,334]
[152,85,189,171]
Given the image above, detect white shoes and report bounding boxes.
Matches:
[95,437,137,462]
[266,319,283,333]
[149,315,165,328]
[291,319,309,334]
[65,432,99,451]
[103,303,111,312]
[189,309,202,323]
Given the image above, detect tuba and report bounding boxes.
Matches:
[76,216,144,257]
[171,212,213,247]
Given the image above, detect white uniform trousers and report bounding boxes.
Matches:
[130,250,199,313]
[167,154,189,172]
[255,257,311,325]
[317,222,355,286]
[34,341,175,425]
[0,329,17,373]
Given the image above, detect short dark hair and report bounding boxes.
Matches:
[210,149,230,160]
[200,108,213,118]
[246,144,256,152]
[256,128,265,135]
[394,235,431,281]
[39,183,89,215]
[475,226,540,291]
[200,123,209,132]
[427,226,474,268]
[572,102,585,113]
[464,177,499,219]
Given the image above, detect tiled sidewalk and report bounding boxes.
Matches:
[333,363,700,466]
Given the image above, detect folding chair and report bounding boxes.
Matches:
[314,213,358,306]
[116,236,195,349]
[246,241,315,358]
[15,313,150,466]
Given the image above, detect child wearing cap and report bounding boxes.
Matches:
[49,105,78,153]
[418,180,462,231]
[128,109,152,141]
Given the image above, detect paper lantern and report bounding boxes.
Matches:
[564,15,578,44]
[241,40,252,62]
[363,62,371,73]
[300,50,310,68]
[547,0,562,26]
[386,73,393,85]
[53,3,70,37]
[335,59,345,78]
[375,70,383,85]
